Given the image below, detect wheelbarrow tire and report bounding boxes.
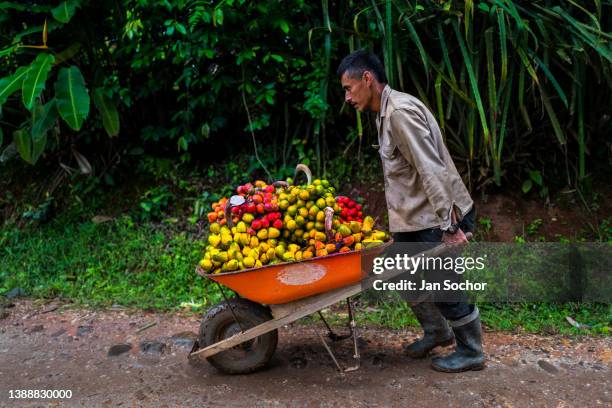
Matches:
[200,298,278,374]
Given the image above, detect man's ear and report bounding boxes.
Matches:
[363,71,374,86]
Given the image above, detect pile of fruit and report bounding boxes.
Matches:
[199,169,390,274]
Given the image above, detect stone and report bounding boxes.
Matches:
[77,325,93,336]
[108,343,132,357]
[170,331,198,348]
[537,359,559,374]
[5,288,25,299]
[51,329,67,338]
[26,324,44,333]
[140,340,167,355]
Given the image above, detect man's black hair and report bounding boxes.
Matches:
[337,49,387,84]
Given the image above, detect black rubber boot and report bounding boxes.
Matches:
[431,307,485,372]
[403,301,454,358]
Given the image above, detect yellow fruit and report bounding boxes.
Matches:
[362,216,374,234]
[275,246,285,258]
[287,205,298,216]
[213,252,229,263]
[295,251,303,261]
[306,221,315,231]
[316,198,326,208]
[315,249,328,257]
[349,221,361,234]
[298,207,309,218]
[242,213,254,223]
[255,260,262,268]
[299,190,310,201]
[259,242,270,252]
[199,259,213,271]
[303,250,313,259]
[282,252,295,262]
[372,230,388,241]
[316,211,325,222]
[279,200,289,210]
[208,234,221,248]
[250,236,259,248]
[266,248,276,260]
[257,229,268,240]
[308,205,319,219]
[236,221,247,233]
[209,222,220,234]
[338,225,352,237]
[352,233,362,243]
[314,231,326,242]
[325,243,337,253]
[239,233,250,246]
[220,234,233,249]
[286,219,297,231]
[315,221,325,231]
[295,215,306,226]
[260,253,269,264]
[362,239,383,248]
[288,244,300,253]
[354,243,363,250]
[268,227,280,238]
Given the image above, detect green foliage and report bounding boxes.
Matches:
[0,0,609,191]
[135,185,174,222]
[0,216,222,310]
[54,66,90,131]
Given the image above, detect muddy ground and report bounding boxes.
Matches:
[0,300,610,407]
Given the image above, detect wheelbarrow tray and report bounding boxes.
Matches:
[201,241,393,305]
[191,242,450,361]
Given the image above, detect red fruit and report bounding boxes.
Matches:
[347,216,353,221]
[261,218,270,228]
[245,203,256,214]
[252,194,263,204]
[256,203,265,214]
[265,185,275,193]
[348,200,355,208]
[251,220,262,230]
[341,209,349,218]
[207,212,217,223]
[356,204,362,211]
[349,208,358,217]
[248,228,256,235]
[358,211,363,217]
[264,203,274,212]
[273,219,283,229]
[231,206,241,215]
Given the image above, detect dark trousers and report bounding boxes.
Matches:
[391,206,476,321]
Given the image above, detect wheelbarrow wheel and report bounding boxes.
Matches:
[199,298,278,374]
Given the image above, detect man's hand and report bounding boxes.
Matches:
[442,228,469,245]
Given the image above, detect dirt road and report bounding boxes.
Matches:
[0,301,610,407]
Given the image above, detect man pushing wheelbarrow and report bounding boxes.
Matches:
[337,49,485,373]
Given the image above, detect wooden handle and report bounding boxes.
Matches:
[324,206,335,242]
[294,164,312,185]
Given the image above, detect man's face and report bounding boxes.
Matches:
[341,71,374,112]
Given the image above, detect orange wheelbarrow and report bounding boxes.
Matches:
[189,241,449,374]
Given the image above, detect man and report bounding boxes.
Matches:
[337,49,485,372]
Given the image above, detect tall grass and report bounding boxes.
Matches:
[340,0,611,189]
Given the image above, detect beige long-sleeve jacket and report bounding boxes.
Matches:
[376,85,473,232]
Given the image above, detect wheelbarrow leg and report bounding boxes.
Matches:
[344,297,361,372]
[316,297,361,373]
